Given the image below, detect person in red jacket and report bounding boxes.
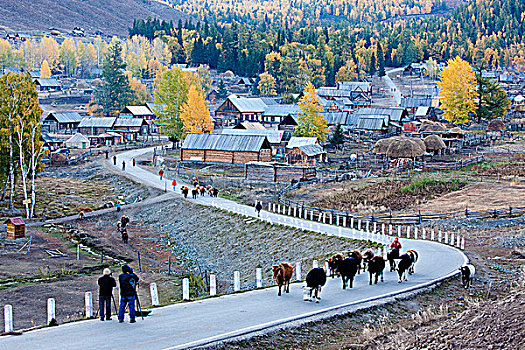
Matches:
[172,179,177,191]
[159,169,164,180]
[390,237,402,250]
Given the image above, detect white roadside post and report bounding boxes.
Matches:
[431,229,435,241]
[47,298,55,324]
[444,231,449,244]
[414,226,418,240]
[406,226,411,239]
[77,244,80,260]
[450,232,455,246]
[182,278,190,300]
[268,203,271,211]
[272,203,276,212]
[256,268,262,288]
[296,262,302,281]
[234,271,241,292]
[397,225,401,238]
[366,221,370,233]
[85,292,93,318]
[438,230,442,242]
[294,207,297,217]
[358,219,362,231]
[350,217,354,229]
[382,223,385,235]
[422,228,426,240]
[150,283,160,306]
[343,216,347,227]
[209,275,217,296]
[389,224,393,236]
[313,260,319,268]
[329,213,333,225]
[461,237,465,250]
[4,305,13,333]
[373,222,377,233]
[337,214,340,226]
[457,235,461,248]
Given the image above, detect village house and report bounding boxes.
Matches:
[78,117,117,136]
[215,95,272,125]
[64,133,90,149]
[318,81,372,108]
[112,118,149,141]
[181,133,272,164]
[221,128,288,156]
[287,144,327,166]
[261,105,300,126]
[119,106,156,120]
[42,112,83,134]
[400,97,436,114]
[35,78,61,92]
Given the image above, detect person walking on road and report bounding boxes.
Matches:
[133,159,136,167]
[105,150,109,159]
[255,201,262,217]
[113,155,117,165]
[159,169,164,180]
[98,268,116,321]
[122,161,126,171]
[172,179,177,191]
[118,265,140,323]
[116,201,121,212]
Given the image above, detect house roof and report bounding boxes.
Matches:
[5,217,25,225]
[78,117,116,128]
[65,133,90,144]
[322,111,348,126]
[114,118,148,127]
[356,117,387,130]
[237,77,253,85]
[228,96,268,113]
[182,133,271,152]
[336,81,371,91]
[287,137,318,149]
[298,144,326,156]
[262,104,300,117]
[415,106,430,117]
[233,122,266,130]
[221,128,284,144]
[355,107,407,122]
[400,97,433,108]
[46,112,83,124]
[121,106,154,116]
[36,78,60,87]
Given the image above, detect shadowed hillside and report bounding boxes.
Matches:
[0,0,193,37]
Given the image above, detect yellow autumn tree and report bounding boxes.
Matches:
[124,71,149,105]
[180,85,213,136]
[40,60,51,79]
[258,72,276,96]
[294,82,328,142]
[437,56,477,125]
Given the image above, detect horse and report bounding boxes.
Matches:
[363,250,385,285]
[326,253,344,278]
[272,262,294,296]
[387,248,400,272]
[460,264,476,289]
[304,267,327,303]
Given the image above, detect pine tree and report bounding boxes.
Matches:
[216,79,228,99]
[377,44,386,77]
[294,82,328,142]
[180,85,213,136]
[329,124,345,145]
[369,53,377,76]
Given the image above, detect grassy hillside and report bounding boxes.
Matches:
[0,0,193,37]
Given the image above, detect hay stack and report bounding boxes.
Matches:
[424,135,446,151]
[487,119,506,132]
[373,137,399,154]
[419,119,447,133]
[449,127,465,134]
[386,137,426,158]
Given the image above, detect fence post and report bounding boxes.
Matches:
[422,228,426,240]
[256,268,262,288]
[456,235,461,248]
[461,237,465,250]
[209,275,216,296]
[381,223,385,235]
[336,214,340,226]
[350,217,354,229]
[313,260,319,268]
[182,278,190,300]
[414,226,418,240]
[150,283,160,306]
[366,221,370,233]
[296,262,302,281]
[234,271,240,292]
[294,207,297,217]
[310,210,314,221]
[358,219,362,231]
[450,232,455,246]
[4,305,13,333]
[77,244,80,260]
[288,206,291,216]
[397,226,401,238]
[330,212,333,225]
[389,224,393,236]
[444,231,448,244]
[406,226,411,239]
[47,298,56,324]
[438,230,442,242]
[343,216,347,227]
[431,229,435,241]
[85,292,93,318]
[373,222,377,233]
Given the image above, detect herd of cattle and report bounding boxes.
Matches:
[180,185,219,199]
[272,247,475,303]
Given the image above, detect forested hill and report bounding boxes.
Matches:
[0,0,193,37]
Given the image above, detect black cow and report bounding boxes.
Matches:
[387,248,400,272]
[460,264,475,289]
[348,250,363,274]
[335,257,358,289]
[212,188,219,197]
[305,267,327,303]
[363,250,385,285]
[192,188,198,199]
[397,250,418,283]
[181,186,189,198]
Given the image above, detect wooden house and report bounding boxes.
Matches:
[400,97,433,114]
[42,112,83,134]
[262,105,299,126]
[112,118,149,141]
[181,133,272,164]
[119,106,156,121]
[287,144,327,166]
[214,95,270,125]
[35,78,61,91]
[5,217,25,239]
[78,117,116,136]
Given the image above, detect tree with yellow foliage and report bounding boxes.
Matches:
[294,82,328,142]
[124,71,150,105]
[40,60,52,79]
[335,60,358,83]
[437,56,477,125]
[257,72,276,96]
[180,85,213,136]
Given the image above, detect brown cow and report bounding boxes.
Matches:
[272,262,294,296]
[199,186,206,196]
[349,250,363,274]
[326,253,344,278]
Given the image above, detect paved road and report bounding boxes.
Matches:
[384,67,404,106]
[1,147,467,350]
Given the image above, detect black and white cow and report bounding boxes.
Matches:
[460,264,476,288]
[304,267,327,303]
[397,249,418,283]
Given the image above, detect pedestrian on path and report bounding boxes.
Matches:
[133,159,136,167]
[113,156,117,165]
[78,210,84,220]
[159,169,164,180]
[122,161,126,171]
[172,179,177,191]
[255,201,262,217]
[118,265,139,323]
[116,201,121,212]
[105,150,109,159]
[98,268,116,321]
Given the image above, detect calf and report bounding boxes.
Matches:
[363,250,385,285]
[335,257,358,289]
[460,264,476,288]
[406,250,419,275]
[387,248,400,272]
[272,262,294,296]
[304,267,327,303]
[192,188,198,199]
[397,249,418,283]
[326,253,344,278]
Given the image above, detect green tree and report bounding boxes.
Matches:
[329,124,345,145]
[475,69,510,122]
[369,52,376,76]
[216,79,228,99]
[94,42,134,115]
[258,72,276,96]
[294,82,328,142]
[377,44,386,77]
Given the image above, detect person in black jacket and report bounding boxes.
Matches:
[98,268,116,321]
[118,264,140,323]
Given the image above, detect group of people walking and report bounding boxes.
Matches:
[97,265,140,323]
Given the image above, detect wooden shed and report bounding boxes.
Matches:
[181,133,272,164]
[5,217,25,239]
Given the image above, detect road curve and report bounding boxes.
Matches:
[384,67,404,106]
[1,147,467,350]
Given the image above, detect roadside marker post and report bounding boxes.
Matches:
[438,230,442,242]
[406,226,411,239]
[373,222,377,233]
[461,237,465,250]
[389,224,393,236]
[233,271,241,292]
[366,221,370,233]
[150,283,160,306]
[422,228,426,240]
[313,260,319,268]
[358,219,362,231]
[350,217,354,229]
[456,235,461,248]
[450,233,455,246]
[431,229,435,241]
[296,262,301,281]
[4,305,13,333]
[444,231,448,244]
[85,292,93,318]
[47,298,56,324]
[182,278,190,300]
[77,244,80,260]
[343,216,347,227]
[397,226,401,238]
[209,275,216,296]
[256,268,262,288]
[414,227,418,240]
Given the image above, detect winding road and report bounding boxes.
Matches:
[384,67,404,106]
[1,147,467,350]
